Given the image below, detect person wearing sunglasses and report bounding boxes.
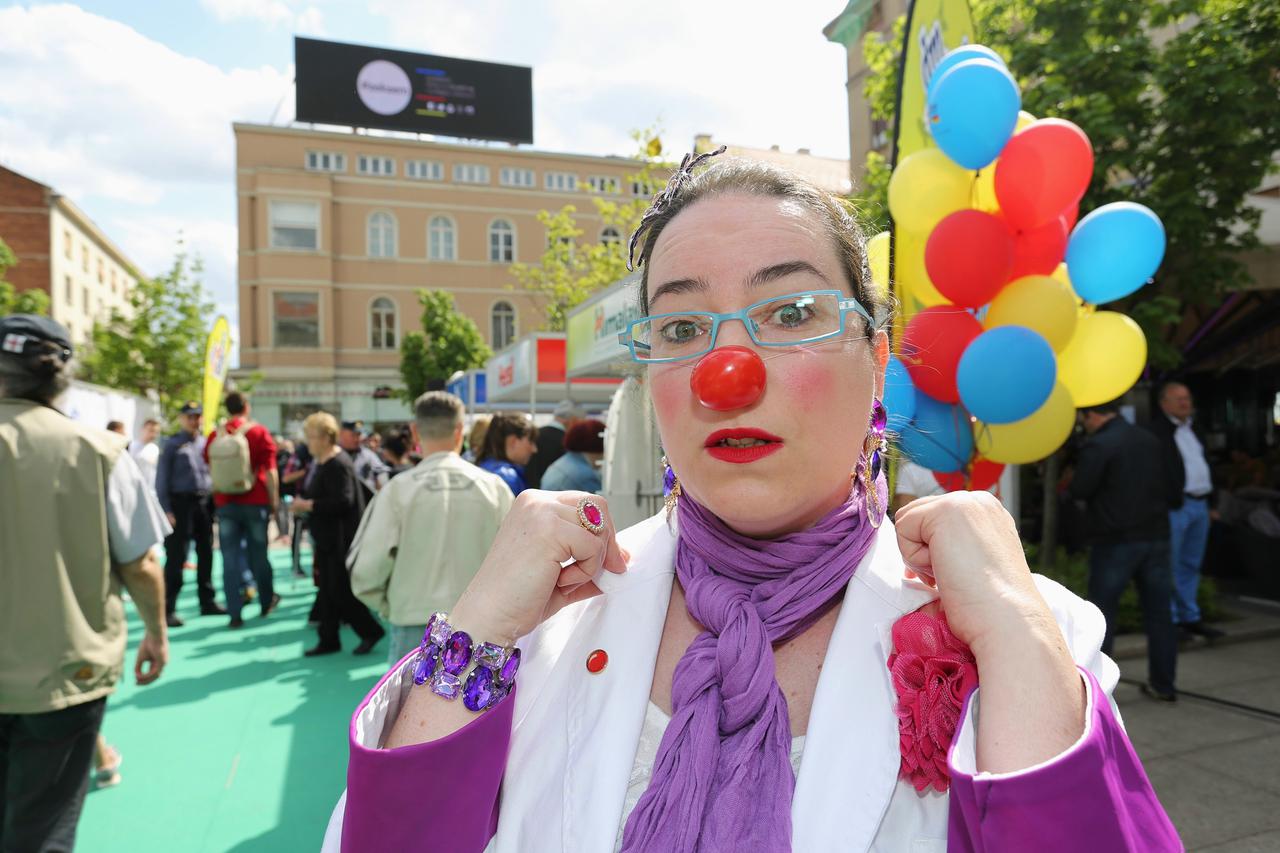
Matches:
[324,155,1178,852]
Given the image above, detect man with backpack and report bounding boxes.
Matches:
[204,391,280,629]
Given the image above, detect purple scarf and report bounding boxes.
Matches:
[620,473,887,852]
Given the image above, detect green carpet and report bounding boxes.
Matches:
[78,545,389,852]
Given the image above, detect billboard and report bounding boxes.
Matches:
[294,37,533,144]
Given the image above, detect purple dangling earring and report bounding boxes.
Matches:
[661,455,681,523]
[863,398,888,528]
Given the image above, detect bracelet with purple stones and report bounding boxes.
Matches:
[410,611,520,712]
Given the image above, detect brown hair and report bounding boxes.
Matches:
[413,390,465,440]
[628,153,886,329]
[477,413,536,464]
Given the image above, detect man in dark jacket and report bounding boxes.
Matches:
[525,399,584,489]
[1146,381,1224,640]
[1069,401,1178,701]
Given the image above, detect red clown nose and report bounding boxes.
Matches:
[690,346,767,411]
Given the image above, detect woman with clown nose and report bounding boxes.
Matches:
[324,152,1178,852]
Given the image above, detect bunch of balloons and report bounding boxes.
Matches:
[874,43,1166,487]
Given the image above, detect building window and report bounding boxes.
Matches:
[453,163,490,184]
[82,286,90,313]
[269,201,320,251]
[81,244,88,272]
[545,171,577,192]
[601,227,622,247]
[63,230,72,259]
[357,154,395,176]
[500,167,535,188]
[588,175,621,194]
[305,151,347,172]
[273,291,320,347]
[631,179,656,197]
[428,216,456,261]
[488,219,515,263]
[97,258,104,284]
[370,297,397,350]
[491,302,515,350]
[109,269,117,294]
[406,159,444,181]
[367,211,397,258]
[64,275,72,305]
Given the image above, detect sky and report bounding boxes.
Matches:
[0,1,854,350]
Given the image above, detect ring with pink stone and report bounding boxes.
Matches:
[576,497,605,534]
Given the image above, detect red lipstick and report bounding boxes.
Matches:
[703,427,784,464]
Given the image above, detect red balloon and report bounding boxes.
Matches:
[924,210,1015,308]
[900,306,983,403]
[934,458,1005,492]
[690,345,767,412]
[994,119,1094,229]
[1062,202,1080,231]
[1006,214,1069,280]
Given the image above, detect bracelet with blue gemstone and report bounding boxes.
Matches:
[410,611,520,712]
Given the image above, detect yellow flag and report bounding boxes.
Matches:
[202,316,232,422]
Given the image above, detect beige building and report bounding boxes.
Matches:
[0,165,139,345]
[232,123,660,434]
[693,134,851,196]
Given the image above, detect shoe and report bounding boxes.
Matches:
[166,613,185,628]
[353,630,386,657]
[261,593,281,618]
[228,617,245,630]
[1140,683,1177,703]
[1183,621,1225,641]
[304,644,341,657]
[200,603,228,616]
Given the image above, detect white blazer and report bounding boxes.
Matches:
[324,512,1118,852]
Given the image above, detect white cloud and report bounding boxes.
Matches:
[200,0,325,33]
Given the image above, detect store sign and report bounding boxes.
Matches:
[485,338,533,398]
[566,283,641,376]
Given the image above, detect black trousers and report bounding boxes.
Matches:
[1088,539,1178,695]
[0,698,106,853]
[164,492,216,614]
[315,547,381,649]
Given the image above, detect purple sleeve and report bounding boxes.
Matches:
[341,670,515,853]
[946,666,1181,852]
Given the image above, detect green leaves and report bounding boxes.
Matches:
[397,289,492,403]
[0,237,50,316]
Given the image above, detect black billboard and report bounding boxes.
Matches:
[294,37,533,144]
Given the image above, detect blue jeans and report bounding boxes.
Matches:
[1170,497,1211,624]
[217,503,274,620]
[1088,539,1177,695]
[388,624,427,666]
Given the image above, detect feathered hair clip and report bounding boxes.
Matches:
[626,144,728,272]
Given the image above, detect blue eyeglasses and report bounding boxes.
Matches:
[618,290,873,363]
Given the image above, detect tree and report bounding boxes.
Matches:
[78,245,212,417]
[397,289,491,402]
[859,0,1280,368]
[510,129,670,330]
[0,236,51,315]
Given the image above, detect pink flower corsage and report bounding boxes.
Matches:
[887,608,979,793]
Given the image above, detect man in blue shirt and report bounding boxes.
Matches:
[156,401,224,626]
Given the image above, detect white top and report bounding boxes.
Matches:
[130,441,160,491]
[1169,415,1212,496]
[894,460,945,500]
[615,702,806,851]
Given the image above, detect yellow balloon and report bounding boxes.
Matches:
[866,232,889,298]
[894,229,949,310]
[888,148,972,234]
[985,275,1079,352]
[975,382,1076,464]
[1015,110,1037,133]
[1057,311,1147,407]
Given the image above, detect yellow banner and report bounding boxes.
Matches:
[891,0,976,338]
[202,316,232,422]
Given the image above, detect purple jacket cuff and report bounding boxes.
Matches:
[341,660,514,853]
[946,665,1181,852]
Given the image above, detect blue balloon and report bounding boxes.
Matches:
[928,58,1021,170]
[883,355,917,432]
[899,392,974,474]
[926,44,1007,104]
[1065,202,1166,304]
[957,326,1056,424]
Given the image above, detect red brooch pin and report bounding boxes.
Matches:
[586,649,608,674]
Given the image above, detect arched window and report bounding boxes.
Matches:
[601,227,622,246]
[428,216,456,261]
[367,212,397,258]
[370,297,397,349]
[488,219,515,263]
[491,301,516,350]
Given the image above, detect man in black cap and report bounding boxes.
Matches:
[156,400,224,625]
[0,314,170,851]
[339,419,387,505]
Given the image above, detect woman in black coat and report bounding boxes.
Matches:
[291,411,384,657]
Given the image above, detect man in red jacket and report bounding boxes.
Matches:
[205,391,280,628]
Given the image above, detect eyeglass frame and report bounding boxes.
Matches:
[617,289,874,364]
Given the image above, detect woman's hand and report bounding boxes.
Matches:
[892,491,1056,656]
[290,498,313,513]
[450,490,629,646]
